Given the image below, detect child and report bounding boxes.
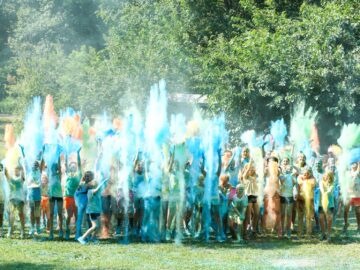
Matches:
[19,145,43,236]
[6,165,26,238]
[263,156,282,238]
[27,161,43,236]
[297,167,316,238]
[75,171,93,239]
[40,172,50,232]
[219,174,231,238]
[64,149,82,240]
[242,161,259,240]
[228,184,248,242]
[319,171,335,241]
[280,158,296,238]
[47,155,64,240]
[193,173,205,238]
[0,164,6,237]
[312,158,324,232]
[132,152,145,237]
[77,173,107,244]
[100,166,115,239]
[344,161,360,233]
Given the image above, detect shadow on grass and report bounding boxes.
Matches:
[0,262,55,270]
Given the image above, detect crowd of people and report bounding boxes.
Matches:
[0,142,359,244]
[0,93,359,245]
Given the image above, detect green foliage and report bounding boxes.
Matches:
[0,0,359,147]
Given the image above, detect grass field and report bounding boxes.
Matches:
[0,216,359,270]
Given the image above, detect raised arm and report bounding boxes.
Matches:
[77,147,82,173]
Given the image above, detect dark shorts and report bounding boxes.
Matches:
[280,196,294,205]
[318,207,335,214]
[50,197,63,203]
[88,213,101,221]
[102,195,113,215]
[248,195,257,204]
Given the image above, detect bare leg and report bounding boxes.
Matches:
[344,203,350,232]
[57,200,64,237]
[355,206,360,231]
[319,212,325,238]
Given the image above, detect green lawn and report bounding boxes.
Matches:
[0,218,359,270]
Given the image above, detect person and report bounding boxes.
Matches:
[5,165,26,238]
[141,160,162,243]
[46,153,64,240]
[40,172,50,232]
[193,172,205,238]
[27,161,43,236]
[263,156,282,238]
[238,147,251,182]
[344,161,360,233]
[222,150,239,188]
[218,174,231,238]
[312,158,324,232]
[325,158,340,222]
[319,171,335,241]
[132,151,145,237]
[100,166,115,239]
[242,161,259,240]
[203,148,223,242]
[228,184,248,242]
[297,167,316,238]
[0,164,7,237]
[292,152,307,230]
[64,149,82,240]
[279,157,296,238]
[77,173,108,244]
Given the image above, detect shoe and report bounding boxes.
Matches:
[29,228,35,237]
[320,234,326,241]
[184,228,191,237]
[216,235,225,243]
[286,230,291,239]
[58,230,64,239]
[7,228,12,238]
[36,226,41,235]
[77,236,87,245]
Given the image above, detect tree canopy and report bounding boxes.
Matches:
[0,0,359,148]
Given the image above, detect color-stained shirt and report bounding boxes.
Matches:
[0,173,6,203]
[243,175,258,196]
[48,173,62,198]
[320,181,334,209]
[228,194,248,221]
[64,173,81,197]
[280,172,295,198]
[298,177,315,200]
[350,173,360,198]
[9,177,25,201]
[86,188,102,214]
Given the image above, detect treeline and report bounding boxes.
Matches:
[0,0,359,148]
